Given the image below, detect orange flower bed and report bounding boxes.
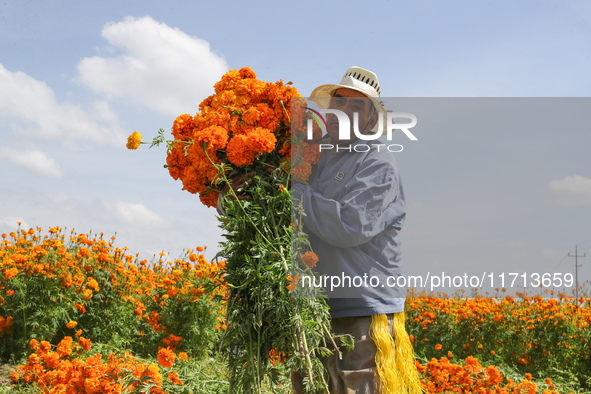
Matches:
[0,226,227,360]
[406,292,591,393]
[4,225,591,393]
[417,356,561,394]
[12,337,186,393]
[11,337,576,394]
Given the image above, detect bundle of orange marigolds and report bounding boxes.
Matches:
[126,67,332,393]
[128,66,320,207]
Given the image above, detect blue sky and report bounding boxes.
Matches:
[1,0,590,295]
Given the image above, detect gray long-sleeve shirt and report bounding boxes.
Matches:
[291,137,406,318]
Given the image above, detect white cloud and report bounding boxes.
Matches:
[102,201,165,228]
[77,16,229,116]
[0,147,64,178]
[0,216,29,231]
[548,175,591,206]
[0,63,124,147]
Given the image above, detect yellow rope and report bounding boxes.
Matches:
[370,313,424,394]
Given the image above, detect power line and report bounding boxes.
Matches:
[575,237,591,247]
[568,245,586,304]
[578,244,591,255]
[553,252,570,269]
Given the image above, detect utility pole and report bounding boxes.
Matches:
[568,245,585,304]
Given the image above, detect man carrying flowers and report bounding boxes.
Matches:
[130,65,421,393]
[290,66,422,394]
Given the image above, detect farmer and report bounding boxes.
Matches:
[290,66,421,393]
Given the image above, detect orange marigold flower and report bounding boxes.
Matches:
[4,267,18,280]
[30,338,39,350]
[44,352,60,368]
[525,372,532,380]
[78,337,92,351]
[126,131,142,150]
[518,357,529,366]
[163,334,183,350]
[168,370,184,385]
[82,289,93,300]
[242,107,261,125]
[246,127,276,155]
[56,336,73,357]
[66,320,78,329]
[239,66,256,79]
[435,344,442,351]
[74,303,86,314]
[38,340,51,354]
[287,274,301,292]
[301,251,319,268]
[226,134,256,167]
[172,114,193,136]
[10,370,19,383]
[157,347,176,368]
[199,190,220,208]
[167,287,179,298]
[86,278,100,292]
[84,377,101,394]
[466,356,479,367]
[194,125,229,150]
[292,161,313,183]
[178,352,189,361]
[2,316,13,333]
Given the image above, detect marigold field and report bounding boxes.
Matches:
[1,226,591,393]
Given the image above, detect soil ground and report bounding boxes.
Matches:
[0,361,17,386]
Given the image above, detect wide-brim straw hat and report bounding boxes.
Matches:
[309,66,387,133]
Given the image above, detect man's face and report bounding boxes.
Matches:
[326,88,377,146]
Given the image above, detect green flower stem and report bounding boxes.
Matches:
[201,143,284,262]
[318,362,330,393]
[265,173,325,389]
[279,100,290,123]
[295,319,306,359]
[317,313,342,360]
[257,301,264,392]
[15,278,27,343]
[197,138,333,393]
[300,327,315,388]
[247,324,261,393]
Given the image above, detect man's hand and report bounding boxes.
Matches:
[223,172,255,201]
[223,165,288,201]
